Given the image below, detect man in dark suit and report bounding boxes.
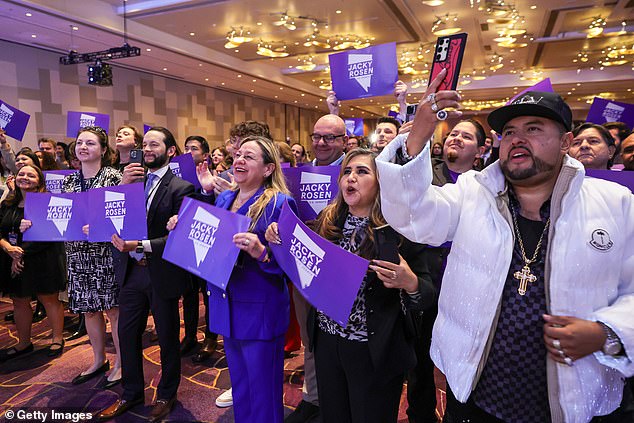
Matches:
[97,127,194,422]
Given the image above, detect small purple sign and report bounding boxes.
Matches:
[270,203,369,326]
[43,170,77,194]
[329,42,398,101]
[169,153,201,189]
[345,118,364,136]
[0,99,30,141]
[162,197,251,289]
[144,124,152,134]
[586,169,634,192]
[87,183,148,242]
[586,97,634,129]
[66,111,110,138]
[23,192,87,241]
[507,78,553,105]
[283,165,341,221]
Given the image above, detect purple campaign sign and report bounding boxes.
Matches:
[329,42,398,101]
[144,124,152,133]
[44,170,77,194]
[345,118,364,136]
[270,203,369,326]
[586,97,634,129]
[66,111,110,137]
[162,197,251,289]
[23,192,87,241]
[507,78,553,105]
[169,153,201,189]
[87,183,148,242]
[586,169,634,192]
[283,165,340,221]
[0,99,30,141]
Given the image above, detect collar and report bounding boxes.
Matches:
[148,164,170,180]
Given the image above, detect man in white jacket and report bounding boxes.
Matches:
[376,71,633,423]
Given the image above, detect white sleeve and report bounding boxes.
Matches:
[376,133,464,246]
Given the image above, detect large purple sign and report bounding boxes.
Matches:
[0,99,30,141]
[162,197,251,289]
[66,111,110,137]
[586,97,634,129]
[87,183,148,242]
[507,78,553,105]
[283,165,340,221]
[586,169,634,192]
[329,42,398,101]
[345,118,364,136]
[270,203,369,326]
[169,153,201,189]
[44,170,77,194]
[23,192,87,241]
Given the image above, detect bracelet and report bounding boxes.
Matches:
[402,139,416,161]
[257,246,269,262]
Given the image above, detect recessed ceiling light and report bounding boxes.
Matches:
[25,12,32,17]
[234,49,239,52]
[221,82,225,85]
[301,93,305,96]
[146,48,151,51]
[31,34,36,38]
[189,32,195,36]
[163,67,167,71]
[198,63,203,66]
[250,89,254,92]
[335,10,342,14]
[530,5,537,9]
[275,95,278,98]
[237,74,242,78]
[205,78,209,81]
[256,22,262,26]
[252,79,257,82]
[72,26,79,31]
[294,100,298,103]
[280,87,284,90]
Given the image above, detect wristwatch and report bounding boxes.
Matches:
[135,241,144,254]
[598,322,622,356]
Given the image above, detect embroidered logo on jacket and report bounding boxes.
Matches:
[589,229,613,251]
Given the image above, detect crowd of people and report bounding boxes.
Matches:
[0,68,633,423]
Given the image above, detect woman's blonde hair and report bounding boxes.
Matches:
[313,149,386,259]
[235,136,290,231]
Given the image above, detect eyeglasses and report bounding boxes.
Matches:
[310,133,346,143]
[79,126,108,139]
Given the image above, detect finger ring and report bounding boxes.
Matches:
[426,93,436,103]
[431,102,439,112]
[564,356,573,366]
[436,110,448,121]
[391,271,397,280]
[243,239,250,246]
[558,349,565,357]
[553,339,561,350]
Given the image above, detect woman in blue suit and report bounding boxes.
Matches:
[208,135,296,423]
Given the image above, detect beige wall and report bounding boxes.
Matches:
[0,40,320,155]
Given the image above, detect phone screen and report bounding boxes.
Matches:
[428,33,468,91]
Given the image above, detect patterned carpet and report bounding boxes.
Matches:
[0,298,445,422]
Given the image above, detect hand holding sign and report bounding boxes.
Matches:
[265,222,282,245]
[233,232,266,260]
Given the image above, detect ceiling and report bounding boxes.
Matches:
[1,0,633,122]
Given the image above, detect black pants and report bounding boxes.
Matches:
[406,306,439,423]
[182,276,217,340]
[118,265,181,401]
[443,382,634,423]
[314,329,404,423]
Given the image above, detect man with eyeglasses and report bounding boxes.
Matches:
[310,114,347,167]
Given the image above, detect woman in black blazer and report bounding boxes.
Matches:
[267,149,435,422]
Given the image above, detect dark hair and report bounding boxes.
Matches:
[38,151,59,171]
[377,116,401,133]
[15,148,41,169]
[78,126,116,167]
[291,143,306,157]
[460,119,487,147]
[229,121,272,144]
[147,126,178,150]
[38,137,57,149]
[603,122,631,143]
[116,125,143,149]
[4,164,46,206]
[275,141,296,167]
[185,135,210,154]
[573,123,616,167]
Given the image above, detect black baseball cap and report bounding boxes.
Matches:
[488,91,573,133]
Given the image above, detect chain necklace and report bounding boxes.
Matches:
[509,202,550,296]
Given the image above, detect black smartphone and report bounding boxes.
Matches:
[406,104,418,122]
[373,224,400,264]
[428,33,468,91]
[129,149,144,165]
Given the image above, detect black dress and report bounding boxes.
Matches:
[0,203,66,298]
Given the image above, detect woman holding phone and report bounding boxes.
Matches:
[266,149,435,422]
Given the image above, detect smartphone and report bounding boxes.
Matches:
[428,33,468,91]
[406,104,418,122]
[373,224,400,264]
[129,149,144,165]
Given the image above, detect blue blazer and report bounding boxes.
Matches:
[207,187,297,340]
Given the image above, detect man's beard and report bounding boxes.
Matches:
[446,150,458,163]
[144,152,168,170]
[500,155,555,181]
